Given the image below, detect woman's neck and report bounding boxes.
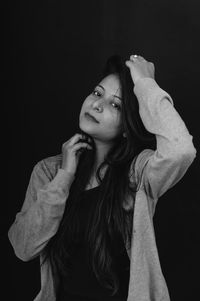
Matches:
[93,138,113,169]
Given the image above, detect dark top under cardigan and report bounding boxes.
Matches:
[57,185,130,301]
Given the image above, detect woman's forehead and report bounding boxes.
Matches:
[98,74,122,97]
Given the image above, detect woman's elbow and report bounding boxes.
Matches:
[175,144,197,168]
[8,228,34,262]
[13,248,32,262]
[182,144,197,163]
[183,134,197,160]
[172,133,197,162]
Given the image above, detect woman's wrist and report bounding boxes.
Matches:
[133,76,155,86]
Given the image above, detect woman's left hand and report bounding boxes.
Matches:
[125,55,155,85]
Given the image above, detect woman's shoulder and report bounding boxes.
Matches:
[129,149,154,185]
[135,149,154,169]
[34,153,63,180]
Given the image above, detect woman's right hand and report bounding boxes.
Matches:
[61,133,92,175]
[125,55,155,84]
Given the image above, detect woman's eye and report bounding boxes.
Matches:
[93,90,101,97]
[111,102,121,110]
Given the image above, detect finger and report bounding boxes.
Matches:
[66,133,86,146]
[130,55,139,61]
[130,55,145,62]
[73,142,92,151]
[137,56,146,61]
[125,60,133,68]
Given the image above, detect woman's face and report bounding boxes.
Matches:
[79,74,123,142]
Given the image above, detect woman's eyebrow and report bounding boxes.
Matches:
[97,84,122,100]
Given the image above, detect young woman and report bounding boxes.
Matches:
[8,54,196,301]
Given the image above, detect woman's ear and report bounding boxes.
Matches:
[123,132,127,138]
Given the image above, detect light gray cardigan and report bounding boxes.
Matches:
[8,78,197,301]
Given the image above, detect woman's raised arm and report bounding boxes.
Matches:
[127,55,196,207]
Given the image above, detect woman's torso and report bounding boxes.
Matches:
[56,184,130,301]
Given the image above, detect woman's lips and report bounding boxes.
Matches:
[84,112,99,123]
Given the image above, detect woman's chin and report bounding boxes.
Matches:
[79,121,95,135]
[79,121,116,142]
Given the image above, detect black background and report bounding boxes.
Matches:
[4,0,200,300]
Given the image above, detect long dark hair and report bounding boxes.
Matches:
[41,54,156,296]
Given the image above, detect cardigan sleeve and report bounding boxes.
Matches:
[8,159,75,262]
[131,78,197,205]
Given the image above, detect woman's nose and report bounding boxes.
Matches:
[92,100,103,112]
